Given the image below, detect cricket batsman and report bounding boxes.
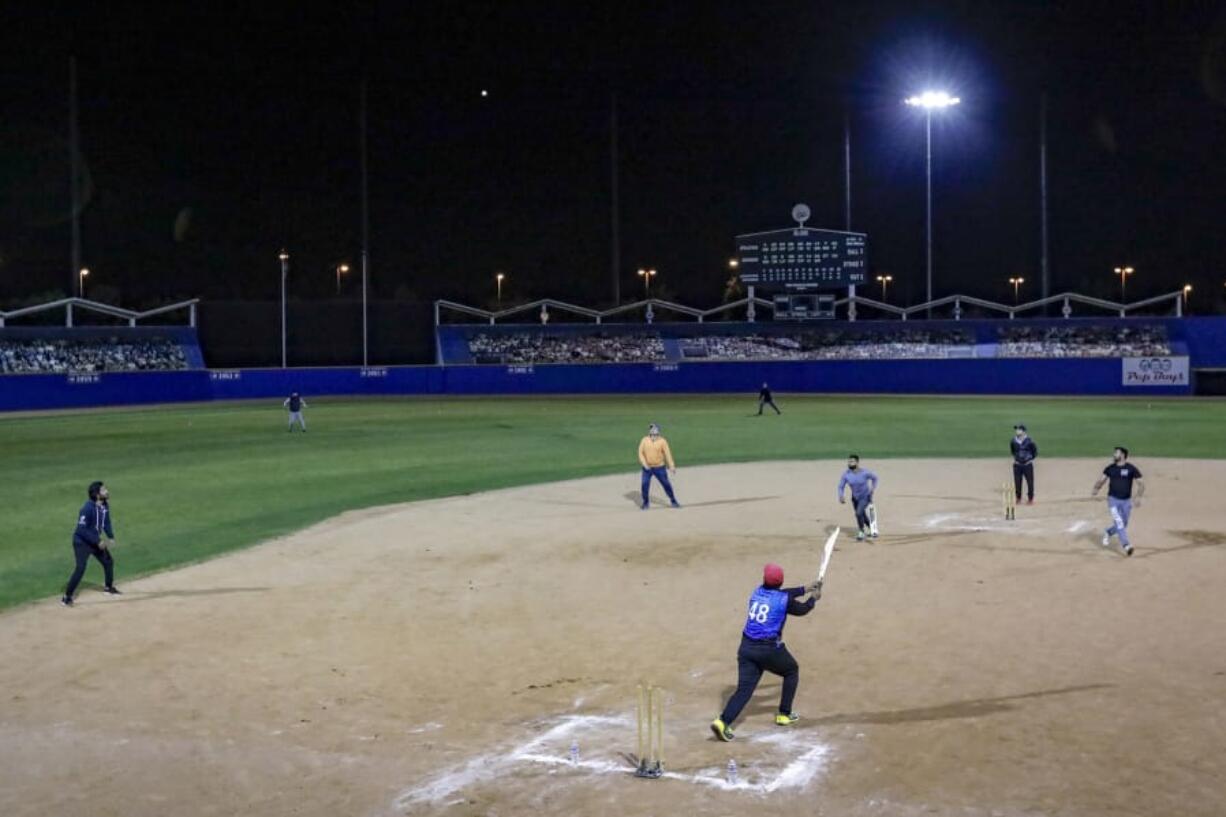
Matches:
[711,563,822,741]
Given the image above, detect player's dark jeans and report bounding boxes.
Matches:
[1013,462,1035,501]
[65,537,114,598]
[757,398,781,415]
[852,494,872,531]
[718,636,800,724]
[641,467,678,506]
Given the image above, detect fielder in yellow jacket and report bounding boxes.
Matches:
[638,423,680,509]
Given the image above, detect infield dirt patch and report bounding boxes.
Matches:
[2,458,1224,817]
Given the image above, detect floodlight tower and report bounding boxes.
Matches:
[905,91,961,315]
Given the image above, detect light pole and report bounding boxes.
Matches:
[905,90,960,315]
[496,272,506,305]
[335,263,350,294]
[728,258,739,271]
[637,268,657,299]
[279,250,289,369]
[876,274,893,301]
[1009,276,1025,304]
[78,267,89,298]
[1182,284,1192,309]
[1113,266,1135,302]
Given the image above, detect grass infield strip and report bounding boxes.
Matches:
[1,395,1221,611]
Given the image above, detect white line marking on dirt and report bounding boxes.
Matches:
[1067,520,1087,534]
[391,713,831,807]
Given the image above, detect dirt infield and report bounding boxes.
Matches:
[2,458,1224,817]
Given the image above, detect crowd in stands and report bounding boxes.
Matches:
[463,323,1174,365]
[995,325,1170,358]
[468,332,666,364]
[693,329,974,360]
[0,337,189,374]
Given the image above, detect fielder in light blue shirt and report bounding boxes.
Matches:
[837,454,879,541]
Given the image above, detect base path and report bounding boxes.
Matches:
[2,459,1224,817]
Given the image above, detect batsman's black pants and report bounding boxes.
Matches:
[65,537,114,598]
[757,397,781,415]
[1013,462,1035,501]
[718,636,800,724]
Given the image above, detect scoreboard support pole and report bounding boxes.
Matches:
[747,286,755,323]
[847,285,857,322]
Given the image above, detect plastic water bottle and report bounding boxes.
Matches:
[726,758,738,785]
[569,740,579,765]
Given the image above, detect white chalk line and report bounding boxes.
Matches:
[392,713,830,808]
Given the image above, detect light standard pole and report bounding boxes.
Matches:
[335,263,350,294]
[1182,284,1192,310]
[1009,277,1025,304]
[876,274,893,301]
[78,267,89,298]
[279,250,289,368]
[905,91,960,316]
[637,268,657,299]
[1113,266,1134,302]
[496,272,505,305]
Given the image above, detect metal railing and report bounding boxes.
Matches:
[0,298,200,328]
[437,289,1186,325]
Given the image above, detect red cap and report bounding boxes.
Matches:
[763,563,784,587]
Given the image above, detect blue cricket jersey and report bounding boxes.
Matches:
[742,585,815,641]
[74,500,114,546]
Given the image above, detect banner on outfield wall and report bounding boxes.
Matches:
[1122,356,1189,386]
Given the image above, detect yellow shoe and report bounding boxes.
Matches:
[775,712,799,726]
[710,718,734,742]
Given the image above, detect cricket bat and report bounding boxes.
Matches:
[817,527,839,583]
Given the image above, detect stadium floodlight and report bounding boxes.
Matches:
[1113,266,1135,302]
[905,91,961,109]
[876,274,893,301]
[906,90,961,317]
[637,268,657,299]
[496,272,506,304]
[1009,276,1025,303]
[78,267,89,299]
[279,250,290,368]
[336,263,350,294]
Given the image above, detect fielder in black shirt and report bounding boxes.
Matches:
[757,382,781,416]
[1010,424,1038,504]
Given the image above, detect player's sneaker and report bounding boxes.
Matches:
[641,502,648,510]
[670,501,681,508]
[855,530,865,541]
[775,713,799,726]
[103,585,122,595]
[1101,531,1111,547]
[710,718,734,742]
[60,596,73,607]
[1026,498,1035,505]
[1122,544,1134,557]
[870,532,879,539]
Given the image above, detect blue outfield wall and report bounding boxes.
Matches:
[0,357,1193,412]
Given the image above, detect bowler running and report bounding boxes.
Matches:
[1093,446,1144,556]
[837,454,879,540]
[711,563,821,741]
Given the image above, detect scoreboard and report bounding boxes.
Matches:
[735,227,868,291]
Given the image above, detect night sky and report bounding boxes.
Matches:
[2,1,1225,312]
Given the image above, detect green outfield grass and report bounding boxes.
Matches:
[1,395,1222,610]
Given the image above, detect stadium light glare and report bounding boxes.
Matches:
[496,272,506,304]
[906,90,961,316]
[905,91,961,109]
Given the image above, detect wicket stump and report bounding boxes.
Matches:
[635,683,664,778]
[1002,482,1015,521]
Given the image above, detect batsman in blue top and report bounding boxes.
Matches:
[62,481,120,606]
[837,454,879,540]
[711,563,821,741]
